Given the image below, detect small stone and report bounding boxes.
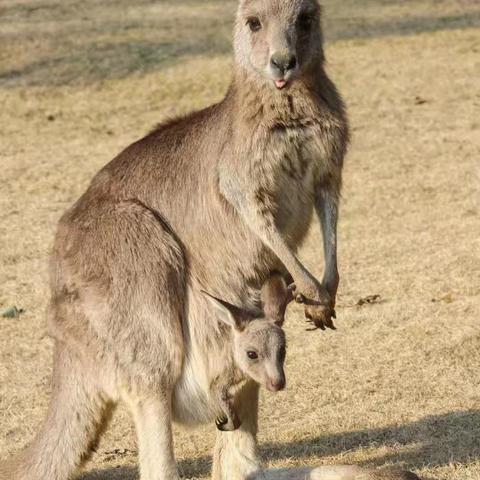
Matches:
[1,306,24,318]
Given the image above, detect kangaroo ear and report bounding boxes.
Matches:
[202,291,251,332]
[261,274,294,327]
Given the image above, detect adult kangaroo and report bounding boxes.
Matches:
[1,0,351,479]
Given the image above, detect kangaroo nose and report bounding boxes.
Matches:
[268,377,286,392]
[270,53,297,75]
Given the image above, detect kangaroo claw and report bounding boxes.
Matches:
[215,415,240,432]
[215,416,228,431]
[295,293,306,304]
[304,304,337,331]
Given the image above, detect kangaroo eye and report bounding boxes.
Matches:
[247,17,262,32]
[247,350,258,360]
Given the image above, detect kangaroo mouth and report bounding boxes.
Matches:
[274,79,288,90]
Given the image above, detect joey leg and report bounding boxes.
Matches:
[212,382,260,480]
[215,413,241,432]
[215,387,241,432]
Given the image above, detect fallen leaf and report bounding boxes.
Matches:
[103,448,135,457]
[414,96,428,105]
[356,294,381,306]
[432,292,454,303]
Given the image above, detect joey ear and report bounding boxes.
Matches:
[202,291,251,332]
[261,274,294,327]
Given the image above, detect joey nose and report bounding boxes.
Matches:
[270,53,297,76]
[268,377,286,392]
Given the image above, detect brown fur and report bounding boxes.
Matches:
[0,2,421,480]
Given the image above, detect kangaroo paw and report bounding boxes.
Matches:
[215,415,241,431]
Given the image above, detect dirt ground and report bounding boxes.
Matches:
[0,1,479,479]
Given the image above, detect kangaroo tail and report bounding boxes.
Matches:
[0,342,110,480]
[249,466,421,480]
[308,466,421,480]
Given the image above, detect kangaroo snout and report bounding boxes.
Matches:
[269,52,298,89]
[270,52,297,76]
[267,375,286,392]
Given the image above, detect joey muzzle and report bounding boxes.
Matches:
[266,373,286,392]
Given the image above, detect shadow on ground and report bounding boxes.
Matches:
[326,11,480,41]
[77,410,480,479]
[261,410,480,471]
[1,0,479,87]
[79,455,211,479]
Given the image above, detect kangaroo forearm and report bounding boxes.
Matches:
[236,202,318,289]
[219,177,320,291]
[264,228,319,290]
[315,187,340,296]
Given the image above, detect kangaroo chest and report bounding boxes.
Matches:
[249,121,329,245]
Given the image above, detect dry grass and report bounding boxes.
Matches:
[1,1,479,479]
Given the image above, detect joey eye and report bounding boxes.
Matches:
[298,13,314,31]
[247,17,262,32]
[247,350,258,360]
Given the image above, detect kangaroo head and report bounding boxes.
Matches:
[234,0,324,90]
[204,275,293,392]
[232,317,287,392]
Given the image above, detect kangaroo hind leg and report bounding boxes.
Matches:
[124,392,180,480]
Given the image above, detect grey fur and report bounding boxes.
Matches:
[1,1,421,480]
